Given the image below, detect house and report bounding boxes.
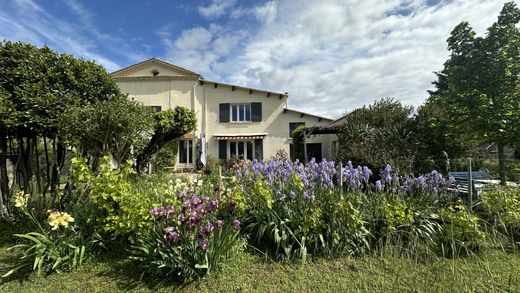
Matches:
[111,58,333,168]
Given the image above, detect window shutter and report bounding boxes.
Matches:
[219,140,227,160]
[251,102,262,122]
[254,139,263,160]
[219,103,230,123]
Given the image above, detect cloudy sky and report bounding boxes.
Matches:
[0,0,515,118]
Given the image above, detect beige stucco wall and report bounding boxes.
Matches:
[203,84,332,161]
[114,62,334,167]
[127,64,188,77]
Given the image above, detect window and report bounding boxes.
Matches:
[178,140,193,164]
[228,141,255,160]
[230,104,251,122]
[289,122,305,137]
[145,105,162,113]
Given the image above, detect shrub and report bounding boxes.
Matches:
[482,186,520,243]
[437,203,485,257]
[71,155,143,236]
[128,188,243,282]
[2,193,97,277]
[155,140,178,171]
[238,158,370,260]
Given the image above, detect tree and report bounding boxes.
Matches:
[0,41,121,221]
[429,2,520,184]
[136,107,197,174]
[336,98,418,175]
[59,96,155,168]
[414,98,479,174]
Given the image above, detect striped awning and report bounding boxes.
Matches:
[214,133,267,140]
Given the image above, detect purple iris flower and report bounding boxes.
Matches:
[381,164,392,183]
[198,237,209,251]
[232,219,241,230]
[289,191,296,199]
[164,226,180,244]
[216,219,224,229]
[204,222,214,235]
[375,180,383,192]
[149,207,165,220]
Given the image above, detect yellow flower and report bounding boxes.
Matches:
[47,211,75,230]
[14,192,30,208]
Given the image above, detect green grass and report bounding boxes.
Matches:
[1,244,519,292]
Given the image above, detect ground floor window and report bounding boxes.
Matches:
[178,139,193,164]
[290,143,322,162]
[228,141,255,160]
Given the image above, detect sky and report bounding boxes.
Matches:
[0,0,516,118]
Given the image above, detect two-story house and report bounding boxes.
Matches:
[111,58,333,168]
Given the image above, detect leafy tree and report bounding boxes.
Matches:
[136,107,197,174]
[59,96,154,167]
[429,2,520,183]
[414,99,479,173]
[0,41,121,221]
[336,98,417,175]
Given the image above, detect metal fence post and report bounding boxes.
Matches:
[467,158,473,210]
[339,162,343,200]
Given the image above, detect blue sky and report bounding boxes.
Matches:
[0,0,515,118]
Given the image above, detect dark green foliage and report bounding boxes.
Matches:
[59,96,154,166]
[136,107,197,174]
[129,223,242,282]
[426,2,520,183]
[0,40,124,220]
[414,100,478,173]
[336,98,417,174]
[155,140,179,171]
[290,125,305,162]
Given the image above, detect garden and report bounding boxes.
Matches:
[1,154,520,291]
[2,2,520,292]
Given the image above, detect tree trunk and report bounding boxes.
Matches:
[50,139,65,202]
[43,136,50,198]
[136,128,186,174]
[0,134,11,222]
[498,143,506,185]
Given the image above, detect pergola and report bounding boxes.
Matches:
[299,125,343,163]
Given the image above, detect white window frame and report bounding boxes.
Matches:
[230,104,251,123]
[178,139,193,164]
[227,140,255,160]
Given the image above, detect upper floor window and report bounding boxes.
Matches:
[289,122,305,137]
[219,102,261,123]
[231,104,251,122]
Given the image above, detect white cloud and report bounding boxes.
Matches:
[61,0,94,27]
[198,0,237,19]
[0,0,145,71]
[254,1,277,24]
[164,0,513,118]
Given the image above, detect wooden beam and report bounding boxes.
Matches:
[303,130,308,164]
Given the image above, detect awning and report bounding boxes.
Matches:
[214,133,267,140]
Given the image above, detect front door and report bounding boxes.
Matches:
[306,143,322,162]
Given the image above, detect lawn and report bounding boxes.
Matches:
[1,244,519,292]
